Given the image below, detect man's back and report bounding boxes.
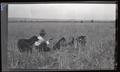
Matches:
[34,35,49,46]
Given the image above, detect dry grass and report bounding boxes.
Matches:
[8,22,115,70]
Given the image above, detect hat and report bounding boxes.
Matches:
[39,29,46,37]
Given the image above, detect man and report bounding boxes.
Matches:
[34,29,49,47]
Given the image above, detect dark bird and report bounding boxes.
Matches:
[53,37,66,50]
[17,35,38,53]
[76,35,87,47]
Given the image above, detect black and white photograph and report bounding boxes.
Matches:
[8,3,116,70]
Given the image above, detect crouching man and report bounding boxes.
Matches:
[34,29,50,52]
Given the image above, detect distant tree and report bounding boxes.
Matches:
[81,20,83,23]
[91,20,94,23]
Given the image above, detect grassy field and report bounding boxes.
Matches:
[8,21,115,70]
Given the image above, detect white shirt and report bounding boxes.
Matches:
[46,41,50,45]
[37,35,44,41]
[34,35,50,46]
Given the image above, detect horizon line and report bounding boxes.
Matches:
[8,17,116,21]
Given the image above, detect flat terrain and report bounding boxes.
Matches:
[8,21,115,70]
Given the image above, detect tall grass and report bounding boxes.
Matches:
[8,22,115,69]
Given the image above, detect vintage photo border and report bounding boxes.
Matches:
[1,1,119,71]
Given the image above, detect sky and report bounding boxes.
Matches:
[8,4,116,20]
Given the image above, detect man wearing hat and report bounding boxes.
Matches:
[34,29,50,46]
